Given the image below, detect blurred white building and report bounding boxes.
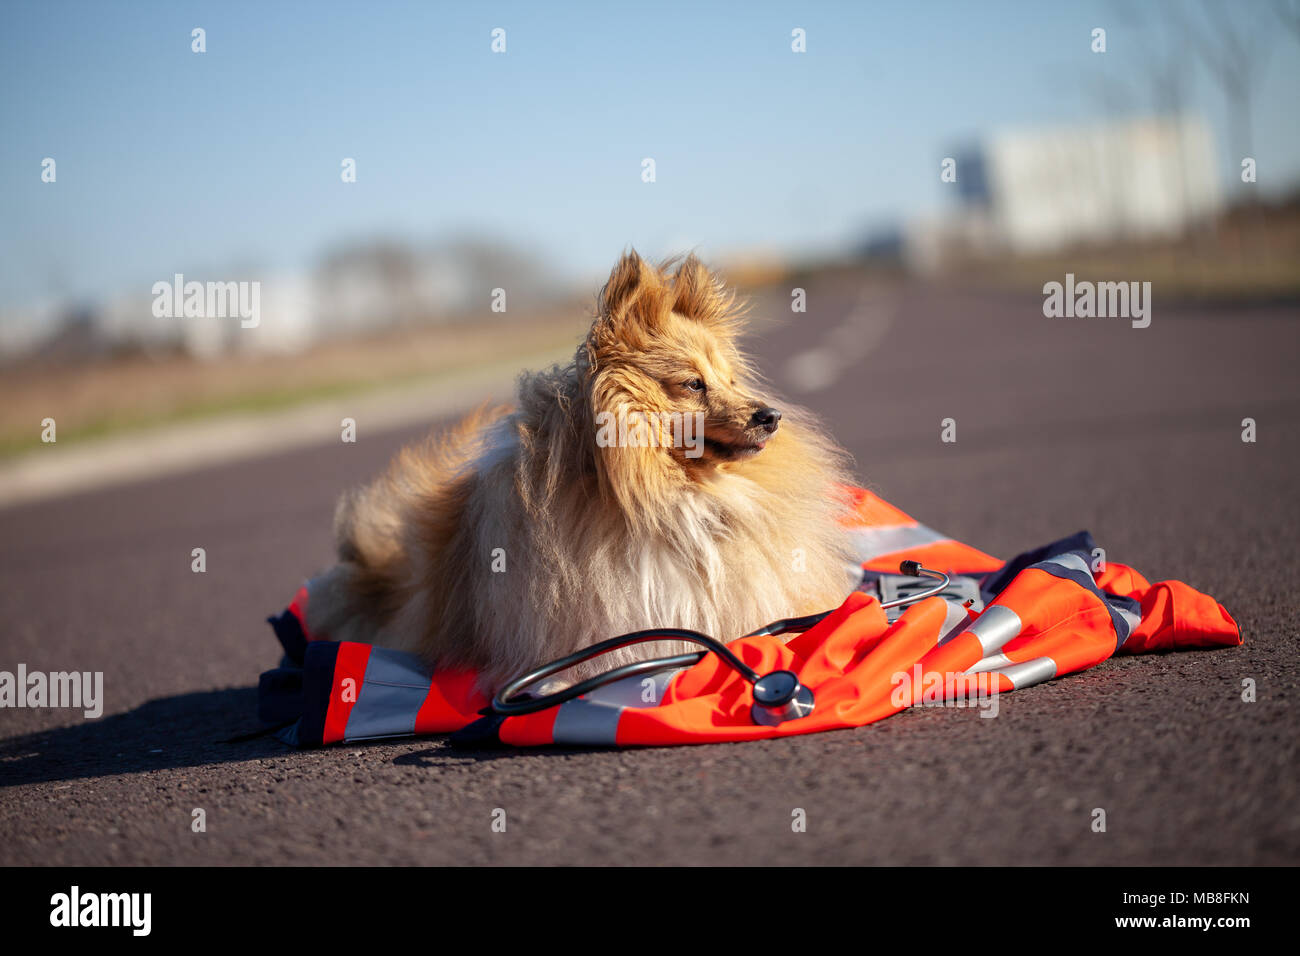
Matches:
[93,277,312,359]
[950,114,1222,254]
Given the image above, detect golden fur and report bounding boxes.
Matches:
[304,252,859,691]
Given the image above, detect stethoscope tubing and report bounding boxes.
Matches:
[489,562,951,719]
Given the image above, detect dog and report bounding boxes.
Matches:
[303,251,860,692]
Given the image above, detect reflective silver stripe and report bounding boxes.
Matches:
[962,652,1013,675]
[1039,552,1092,577]
[848,523,948,561]
[964,604,1022,655]
[1115,604,1141,644]
[581,668,682,709]
[552,698,623,745]
[343,648,433,740]
[937,615,970,646]
[939,599,972,640]
[993,656,1057,689]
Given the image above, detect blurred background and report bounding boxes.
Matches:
[1,0,1298,472]
[3,0,1299,868]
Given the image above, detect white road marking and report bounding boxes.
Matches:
[784,283,901,393]
[0,344,572,509]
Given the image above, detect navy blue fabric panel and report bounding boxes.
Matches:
[1102,590,1143,649]
[257,666,304,724]
[1103,591,1142,617]
[449,713,509,749]
[981,530,1097,598]
[296,640,342,747]
[267,608,308,665]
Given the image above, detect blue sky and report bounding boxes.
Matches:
[2,0,1297,312]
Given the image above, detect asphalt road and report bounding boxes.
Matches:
[2,275,1297,865]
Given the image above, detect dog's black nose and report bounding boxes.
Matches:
[751,407,782,433]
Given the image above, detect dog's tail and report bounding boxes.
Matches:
[311,403,511,644]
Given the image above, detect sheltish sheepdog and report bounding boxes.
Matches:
[305,251,859,691]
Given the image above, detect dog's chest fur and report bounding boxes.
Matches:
[455,423,851,685]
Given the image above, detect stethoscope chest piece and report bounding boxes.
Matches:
[750,670,815,726]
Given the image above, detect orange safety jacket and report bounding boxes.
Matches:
[258,488,1240,748]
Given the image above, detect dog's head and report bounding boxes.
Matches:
[581,251,784,511]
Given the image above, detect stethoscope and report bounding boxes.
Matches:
[491,560,951,727]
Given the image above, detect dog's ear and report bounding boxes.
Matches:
[591,250,670,349]
[599,250,654,317]
[672,254,741,333]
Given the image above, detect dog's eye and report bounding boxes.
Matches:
[683,378,706,392]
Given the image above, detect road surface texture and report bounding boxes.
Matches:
[2,276,1297,865]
